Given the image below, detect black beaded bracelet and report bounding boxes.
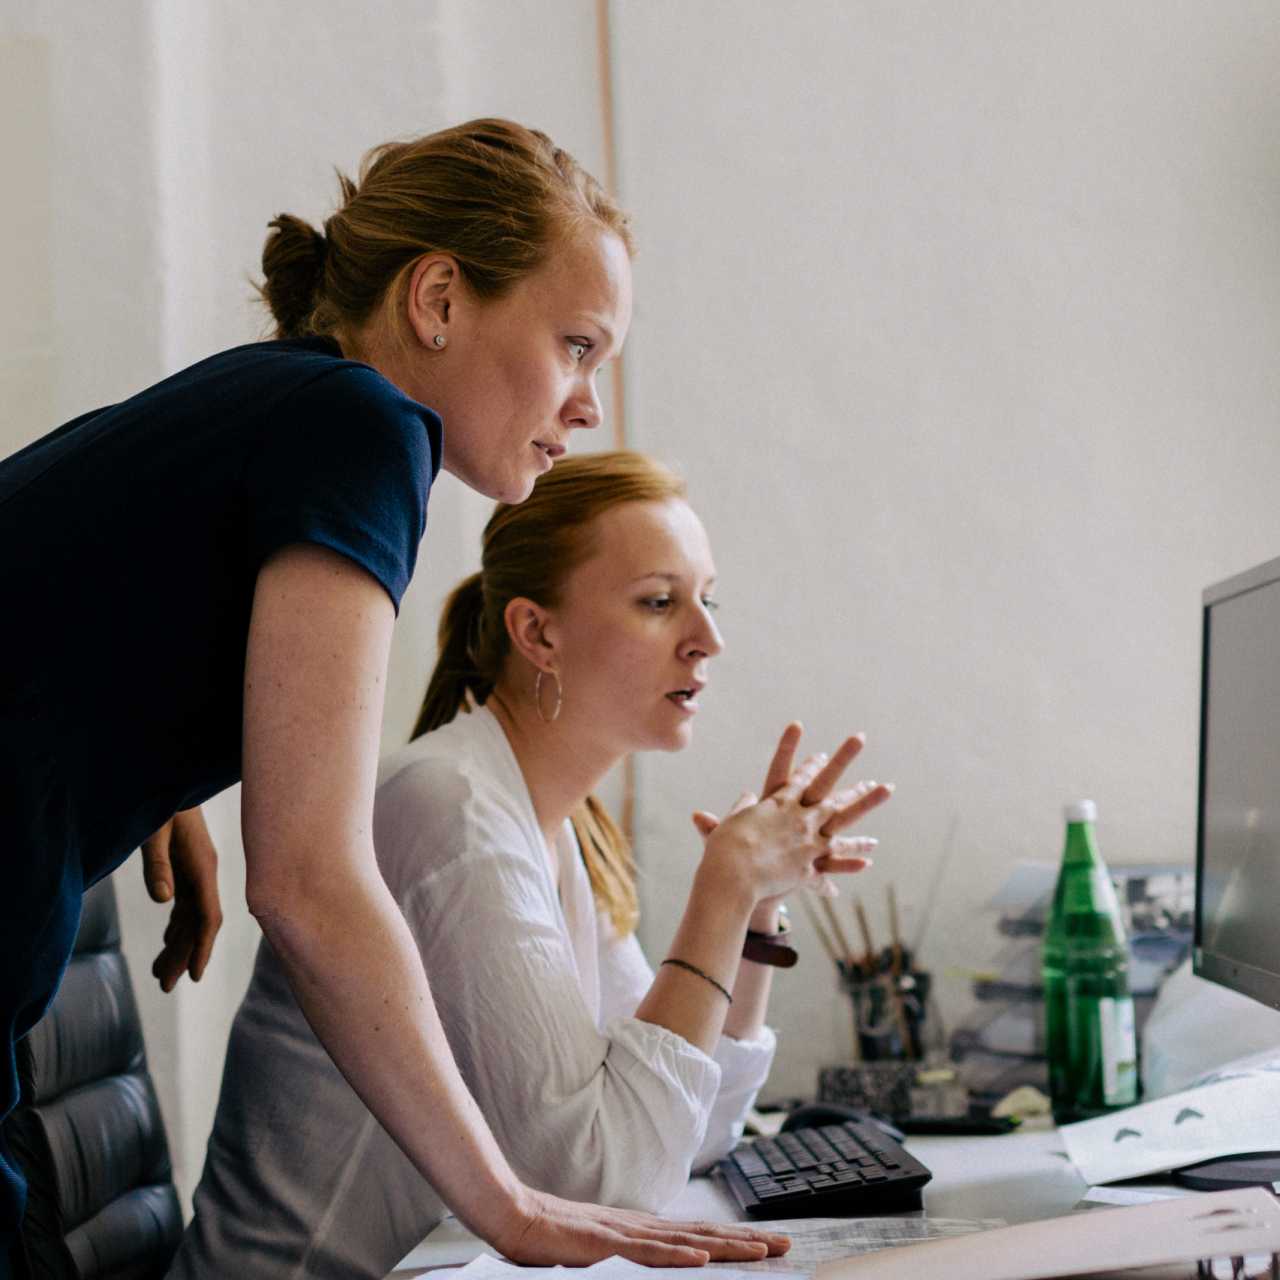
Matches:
[661,957,733,1005]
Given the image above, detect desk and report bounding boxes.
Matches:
[392,1128,1090,1275]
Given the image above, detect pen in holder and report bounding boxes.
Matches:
[803,886,945,1119]
[839,959,929,1063]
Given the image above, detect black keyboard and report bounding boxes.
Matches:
[716,1119,933,1218]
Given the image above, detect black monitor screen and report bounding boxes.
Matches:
[1196,560,1280,1011]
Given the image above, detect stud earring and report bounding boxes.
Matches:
[433,334,446,349]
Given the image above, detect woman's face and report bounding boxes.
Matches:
[433,227,633,503]
[547,498,724,757]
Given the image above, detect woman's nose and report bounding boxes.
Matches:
[562,377,603,432]
[686,609,724,659]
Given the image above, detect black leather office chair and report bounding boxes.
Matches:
[6,877,182,1279]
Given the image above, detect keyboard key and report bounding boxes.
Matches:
[808,1178,834,1189]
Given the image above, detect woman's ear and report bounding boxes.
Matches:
[503,597,558,672]
[404,254,460,350]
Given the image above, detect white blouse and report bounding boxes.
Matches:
[169,706,775,1280]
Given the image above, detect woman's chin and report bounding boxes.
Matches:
[659,721,695,753]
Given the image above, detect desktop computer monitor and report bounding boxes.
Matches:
[1184,554,1280,1188]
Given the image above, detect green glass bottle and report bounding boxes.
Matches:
[1041,800,1139,1123]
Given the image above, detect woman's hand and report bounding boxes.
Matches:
[141,806,223,992]
[493,1187,789,1266]
[695,724,891,904]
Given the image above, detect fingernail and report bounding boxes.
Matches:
[884,782,896,793]
[156,883,172,901]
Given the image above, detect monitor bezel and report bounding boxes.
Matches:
[1194,552,1280,1012]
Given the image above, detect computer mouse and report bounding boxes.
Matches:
[780,1101,907,1144]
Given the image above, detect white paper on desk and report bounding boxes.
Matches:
[447,1255,791,1280]
[814,1187,1280,1280]
[1059,1057,1280,1184]
[707,1216,1003,1275]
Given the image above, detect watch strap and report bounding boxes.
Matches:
[743,926,798,968]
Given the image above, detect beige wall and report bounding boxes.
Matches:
[613,0,1280,1096]
[5,0,1280,1210]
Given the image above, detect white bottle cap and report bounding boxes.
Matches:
[1064,800,1098,823]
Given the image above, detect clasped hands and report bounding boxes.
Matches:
[692,722,892,905]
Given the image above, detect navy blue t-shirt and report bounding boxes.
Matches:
[0,336,441,889]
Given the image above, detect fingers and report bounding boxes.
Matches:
[761,721,803,797]
[819,781,894,836]
[140,821,174,903]
[691,810,719,837]
[670,1221,790,1255]
[814,851,874,874]
[615,1220,787,1261]
[825,834,879,856]
[187,874,223,985]
[779,752,826,800]
[190,915,219,982]
[609,1237,711,1266]
[804,872,841,897]
[152,936,193,993]
[623,1231,766,1262]
[800,733,866,805]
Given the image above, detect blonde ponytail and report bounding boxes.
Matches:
[412,574,492,737]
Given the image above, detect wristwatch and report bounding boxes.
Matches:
[743,903,797,968]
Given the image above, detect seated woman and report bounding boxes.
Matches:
[171,451,889,1280]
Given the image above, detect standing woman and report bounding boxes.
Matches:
[0,119,785,1277]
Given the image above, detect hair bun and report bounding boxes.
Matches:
[259,213,327,338]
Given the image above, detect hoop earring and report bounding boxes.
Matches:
[534,669,562,723]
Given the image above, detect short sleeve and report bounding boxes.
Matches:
[243,365,440,611]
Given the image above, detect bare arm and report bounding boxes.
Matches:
[636,730,888,1055]
[240,544,786,1265]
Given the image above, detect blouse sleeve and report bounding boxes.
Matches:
[599,928,778,1173]
[242,365,439,611]
[385,765,722,1214]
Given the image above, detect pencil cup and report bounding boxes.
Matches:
[838,964,931,1062]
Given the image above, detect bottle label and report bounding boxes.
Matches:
[1099,995,1138,1105]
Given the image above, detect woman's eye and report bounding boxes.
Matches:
[702,598,720,613]
[641,597,673,612]
[568,338,591,361]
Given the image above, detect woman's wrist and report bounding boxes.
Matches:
[749,897,785,934]
[691,856,756,923]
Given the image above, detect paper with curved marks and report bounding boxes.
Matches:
[1059,1056,1280,1184]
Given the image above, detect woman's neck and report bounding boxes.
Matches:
[484,682,619,849]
